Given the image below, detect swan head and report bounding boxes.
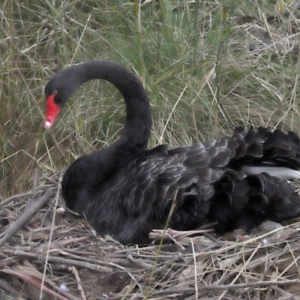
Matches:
[44,68,77,130]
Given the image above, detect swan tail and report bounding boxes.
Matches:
[207,170,300,233]
[229,127,300,179]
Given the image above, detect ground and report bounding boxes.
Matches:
[0,177,300,299]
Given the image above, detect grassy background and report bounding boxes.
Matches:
[1,0,300,196]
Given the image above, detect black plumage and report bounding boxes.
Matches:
[44,61,300,244]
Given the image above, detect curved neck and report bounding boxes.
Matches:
[85,62,151,147]
[61,61,152,151]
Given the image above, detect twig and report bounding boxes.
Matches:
[0,189,52,247]
[40,180,61,299]
[0,269,70,300]
[0,278,21,298]
[191,239,198,299]
[150,231,185,250]
[70,266,86,300]
[150,228,214,240]
[150,279,300,297]
[1,249,112,272]
[32,236,89,254]
[33,168,38,194]
[0,257,20,268]
[58,248,114,267]
[0,191,36,209]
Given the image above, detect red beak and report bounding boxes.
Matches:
[45,94,61,130]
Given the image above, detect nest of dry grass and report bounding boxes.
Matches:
[1,174,300,300]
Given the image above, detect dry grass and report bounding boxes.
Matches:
[2,0,300,299]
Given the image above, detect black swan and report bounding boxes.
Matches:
[44,60,300,244]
